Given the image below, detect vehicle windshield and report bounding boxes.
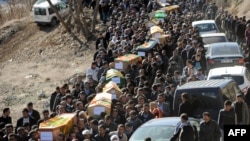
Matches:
[202,36,227,45]
[34,8,46,15]
[175,90,219,119]
[209,76,244,85]
[130,126,175,141]
[212,46,241,55]
[195,23,217,32]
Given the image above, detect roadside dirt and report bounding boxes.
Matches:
[0,16,97,126]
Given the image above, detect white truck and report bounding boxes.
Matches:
[32,0,68,26]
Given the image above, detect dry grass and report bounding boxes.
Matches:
[0,0,33,26]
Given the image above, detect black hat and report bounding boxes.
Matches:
[236,93,243,97]
[65,94,73,99]
[125,74,132,79]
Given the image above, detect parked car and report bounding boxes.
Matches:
[173,79,241,120]
[129,117,200,141]
[207,66,250,92]
[192,20,219,35]
[200,33,228,50]
[206,42,244,70]
[32,0,69,26]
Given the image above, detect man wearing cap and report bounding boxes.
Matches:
[232,94,249,125]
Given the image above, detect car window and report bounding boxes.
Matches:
[209,76,244,85]
[195,23,217,32]
[212,46,240,55]
[202,36,227,45]
[131,126,175,141]
[55,4,61,11]
[59,3,67,9]
[221,82,238,102]
[48,8,54,15]
[34,8,46,15]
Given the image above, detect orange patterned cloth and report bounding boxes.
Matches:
[151,108,164,118]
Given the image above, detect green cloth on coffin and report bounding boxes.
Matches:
[136,40,158,51]
[155,12,167,18]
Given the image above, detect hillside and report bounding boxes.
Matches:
[0,14,99,125]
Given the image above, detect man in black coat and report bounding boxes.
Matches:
[94,124,110,141]
[0,108,12,127]
[15,108,36,133]
[96,33,108,50]
[178,92,194,117]
[170,113,196,141]
[199,112,221,141]
[49,86,60,112]
[218,100,236,141]
[27,102,40,124]
[236,18,246,45]
[138,103,154,123]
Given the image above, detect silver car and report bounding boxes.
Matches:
[129,117,200,141]
[206,42,244,70]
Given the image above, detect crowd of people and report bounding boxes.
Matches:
[1,0,250,141]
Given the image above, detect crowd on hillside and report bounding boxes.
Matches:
[1,0,250,141]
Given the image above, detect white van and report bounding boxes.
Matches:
[32,0,68,26]
[200,33,228,50]
[192,20,219,35]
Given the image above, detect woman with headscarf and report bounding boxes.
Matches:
[110,135,120,141]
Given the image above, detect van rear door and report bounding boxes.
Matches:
[173,88,221,120]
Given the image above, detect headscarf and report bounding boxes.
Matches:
[110,135,120,141]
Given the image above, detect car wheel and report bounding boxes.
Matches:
[50,18,57,27]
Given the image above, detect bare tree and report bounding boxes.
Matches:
[91,0,99,32]
[47,0,94,45]
[46,0,70,32]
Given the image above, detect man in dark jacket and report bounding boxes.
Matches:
[95,124,110,141]
[15,108,36,133]
[126,110,143,132]
[49,86,60,112]
[138,103,154,123]
[218,100,236,141]
[0,108,12,127]
[27,102,40,124]
[178,92,193,117]
[236,18,246,45]
[199,112,221,141]
[170,113,196,141]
